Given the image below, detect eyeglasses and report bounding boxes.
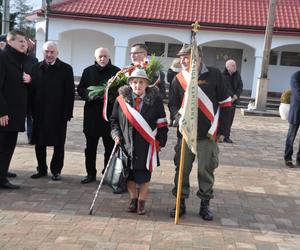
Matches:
[129,51,145,56]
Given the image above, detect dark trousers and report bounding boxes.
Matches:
[84,134,114,177]
[26,114,33,142]
[284,123,300,162]
[0,131,18,182]
[224,106,236,138]
[35,144,65,175]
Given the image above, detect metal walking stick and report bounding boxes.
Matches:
[89,143,118,215]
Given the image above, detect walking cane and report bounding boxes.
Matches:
[89,143,118,215]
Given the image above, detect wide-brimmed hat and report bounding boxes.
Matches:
[177,43,203,57]
[128,68,150,83]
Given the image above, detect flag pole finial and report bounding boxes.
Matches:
[191,21,200,33]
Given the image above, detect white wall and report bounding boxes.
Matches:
[35,17,300,94]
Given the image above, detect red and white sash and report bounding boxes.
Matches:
[177,71,231,139]
[117,96,167,172]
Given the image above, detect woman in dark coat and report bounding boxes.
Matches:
[110,68,168,215]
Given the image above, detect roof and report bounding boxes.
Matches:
[45,0,300,33]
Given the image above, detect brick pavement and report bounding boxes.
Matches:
[1,101,300,250]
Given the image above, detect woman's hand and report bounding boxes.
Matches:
[114,136,121,145]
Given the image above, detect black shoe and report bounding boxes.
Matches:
[52,174,61,181]
[285,160,294,168]
[223,137,233,143]
[7,172,17,178]
[199,199,213,221]
[0,180,20,189]
[31,172,47,179]
[113,186,128,194]
[170,199,186,218]
[81,175,96,184]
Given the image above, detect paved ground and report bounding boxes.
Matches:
[1,101,300,250]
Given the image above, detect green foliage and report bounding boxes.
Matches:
[87,56,163,103]
[280,90,291,104]
[145,55,163,84]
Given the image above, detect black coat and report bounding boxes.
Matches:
[110,86,168,170]
[30,59,75,145]
[169,66,230,139]
[288,71,300,124]
[222,68,243,105]
[0,44,28,132]
[77,61,120,137]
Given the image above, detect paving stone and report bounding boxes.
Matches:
[0,103,299,249]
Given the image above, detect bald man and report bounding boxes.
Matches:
[30,41,75,181]
[77,47,120,185]
[221,59,243,143]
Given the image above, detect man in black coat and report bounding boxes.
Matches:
[221,59,243,143]
[77,47,120,184]
[284,71,300,167]
[0,30,31,189]
[30,41,75,181]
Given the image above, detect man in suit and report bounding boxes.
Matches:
[0,30,31,189]
[284,71,300,167]
[30,41,75,181]
[77,48,120,184]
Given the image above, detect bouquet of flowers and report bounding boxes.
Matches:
[87,55,163,102]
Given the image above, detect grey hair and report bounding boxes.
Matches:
[94,47,110,58]
[225,59,236,68]
[43,41,58,51]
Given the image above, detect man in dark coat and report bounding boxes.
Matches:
[0,30,31,189]
[221,59,243,143]
[169,44,231,220]
[77,47,120,184]
[284,71,300,167]
[30,41,75,181]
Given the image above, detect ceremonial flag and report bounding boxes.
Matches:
[178,38,199,155]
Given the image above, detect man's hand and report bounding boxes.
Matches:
[0,115,9,127]
[232,94,238,102]
[23,72,31,84]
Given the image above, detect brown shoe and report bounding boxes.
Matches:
[137,200,146,215]
[128,198,138,213]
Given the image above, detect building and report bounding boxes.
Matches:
[30,0,300,97]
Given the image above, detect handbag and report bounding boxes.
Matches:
[103,145,128,193]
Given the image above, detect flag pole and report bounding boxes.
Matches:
[175,21,200,225]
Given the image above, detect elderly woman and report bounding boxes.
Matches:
[110,68,168,215]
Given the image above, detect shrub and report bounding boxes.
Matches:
[280,90,291,104]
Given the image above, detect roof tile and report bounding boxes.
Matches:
[50,0,300,31]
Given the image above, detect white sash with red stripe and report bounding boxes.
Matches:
[117,96,167,172]
[177,71,231,139]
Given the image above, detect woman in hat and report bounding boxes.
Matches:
[110,68,168,215]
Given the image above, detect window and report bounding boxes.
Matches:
[269,51,278,65]
[145,42,165,56]
[280,52,300,67]
[167,43,182,58]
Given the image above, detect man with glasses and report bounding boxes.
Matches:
[129,43,166,99]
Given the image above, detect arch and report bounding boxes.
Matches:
[201,39,256,50]
[57,29,115,76]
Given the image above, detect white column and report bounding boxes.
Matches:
[251,55,263,98]
[114,45,128,68]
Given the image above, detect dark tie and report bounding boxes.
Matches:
[135,97,142,112]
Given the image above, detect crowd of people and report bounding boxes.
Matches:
[10,28,300,221]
